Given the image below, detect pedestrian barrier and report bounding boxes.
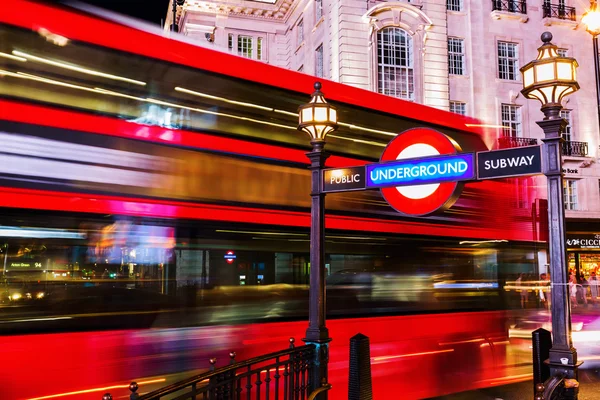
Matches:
[101,338,331,400]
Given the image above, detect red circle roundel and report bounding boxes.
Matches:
[379,128,464,216]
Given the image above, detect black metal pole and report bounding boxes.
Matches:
[593,34,600,132]
[537,106,580,399]
[304,141,330,399]
[171,0,177,33]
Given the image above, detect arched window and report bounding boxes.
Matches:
[377,27,414,100]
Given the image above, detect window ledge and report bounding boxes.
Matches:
[447,10,467,16]
[490,10,529,23]
[295,41,305,54]
[542,17,578,29]
[450,74,470,79]
[495,78,522,84]
[563,154,591,160]
[313,16,325,31]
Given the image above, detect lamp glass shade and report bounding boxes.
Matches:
[297,83,339,142]
[330,108,337,123]
[520,33,579,108]
[523,66,534,87]
[314,106,328,122]
[301,107,313,124]
[556,61,574,80]
[535,62,555,82]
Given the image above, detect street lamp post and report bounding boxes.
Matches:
[298,82,338,398]
[521,32,581,399]
[170,0,185,33]
[582,1,600,132]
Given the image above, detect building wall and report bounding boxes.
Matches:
[173,0,600,221]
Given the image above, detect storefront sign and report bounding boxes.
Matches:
[477,145,542,179]
[566,234,600,249]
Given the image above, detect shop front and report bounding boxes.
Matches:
[566,232,600,277]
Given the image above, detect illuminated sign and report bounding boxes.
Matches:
[320,128,545,216]
[366,153,475,189]
[322,166,366,193]
[567,234,600,249]
[224,251,236,264]
[477,146,542,179]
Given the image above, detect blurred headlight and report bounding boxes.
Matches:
[36,292,45,299]
[11,293,22,301]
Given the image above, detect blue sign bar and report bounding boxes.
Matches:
[366,153,475,188]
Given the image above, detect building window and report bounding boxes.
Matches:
[560,110,572,142]
[446,0,463,12]
[501,104,522,137]
[450,101,466,115]
[316,0,323,21]
[557,48,568,57]
[498,41,519,80]
[315,44,324,78]
[227,34,265,61]
[563,179,578,210]
[297,20,304,45]
[377,27,414,100]
[238,35,253,58]
[448,37,465,75]
[257,37,263,61]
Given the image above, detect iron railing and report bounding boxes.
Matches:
[542,3,576,21]
[562,141,588,157]
[492,0,527,14]
[498,136,538,148]
[103,339,321,400]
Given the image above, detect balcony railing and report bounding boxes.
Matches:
[498,136,538,149]
[492,0,527,14]
[542,3,576,21]
[562,141,588,157]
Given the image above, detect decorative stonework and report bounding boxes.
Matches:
[182,0,298,21]
[490,10,529,23]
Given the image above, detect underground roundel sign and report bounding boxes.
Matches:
[379,128,466,216]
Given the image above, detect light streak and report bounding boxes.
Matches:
[13,50,146,86]
[27,378,166,400]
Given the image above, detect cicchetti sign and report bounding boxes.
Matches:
[320,127,544,217]
[566,234,600,249]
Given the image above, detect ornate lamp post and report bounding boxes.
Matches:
[521,32,581,399]
[298,82,338,398]
[582,1,600,131]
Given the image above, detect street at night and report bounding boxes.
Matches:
[2,1,600,399]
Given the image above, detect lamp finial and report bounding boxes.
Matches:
[314,81,322,92]
[541,32,553,44]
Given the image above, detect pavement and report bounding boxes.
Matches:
[427,370,600,400]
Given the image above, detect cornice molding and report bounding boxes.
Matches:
[181,0,298,22]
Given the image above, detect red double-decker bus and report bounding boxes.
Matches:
[0,1,548,399]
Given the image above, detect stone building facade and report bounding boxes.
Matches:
[167,0,600,275]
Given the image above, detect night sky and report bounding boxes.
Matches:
[49,0,171,25]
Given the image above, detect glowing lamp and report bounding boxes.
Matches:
[298,82,338,144]
[520,32,579,117]
[583,2,600,36]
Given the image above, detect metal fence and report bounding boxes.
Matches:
[102,339,329,400]
[497,136,538,149]
[542,3,576,21]
[562,141,588,157]
[492,0,527,14]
